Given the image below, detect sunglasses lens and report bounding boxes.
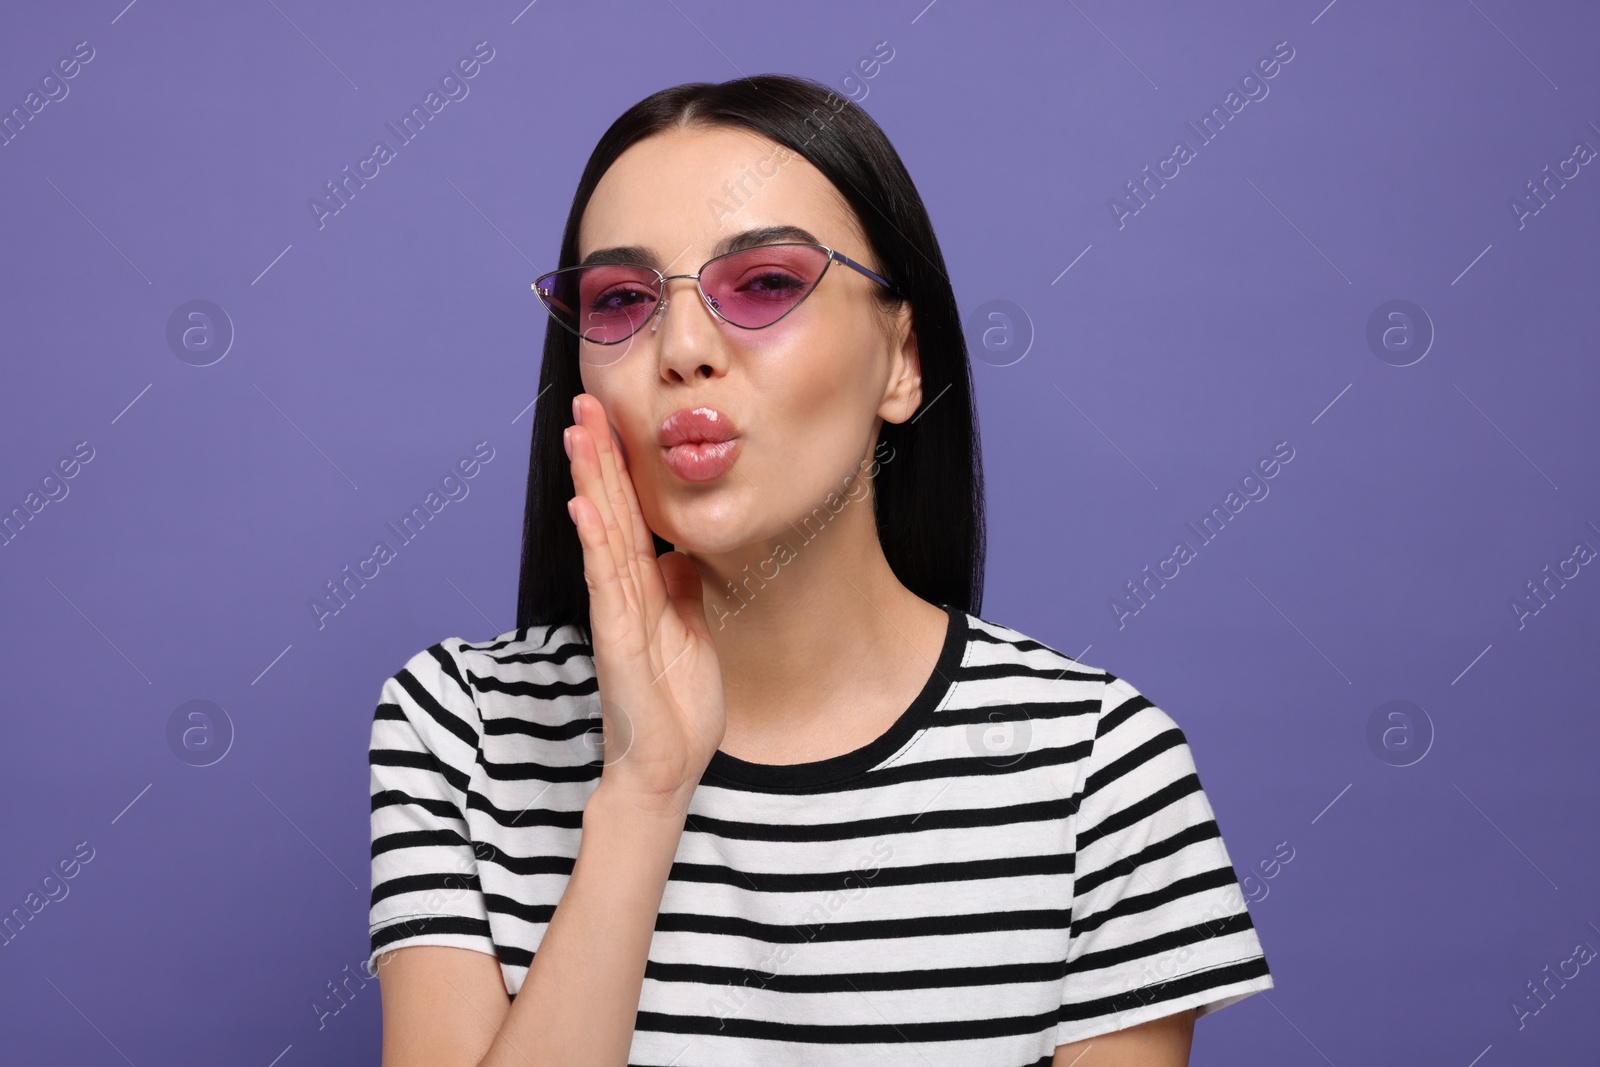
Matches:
[537,264,660,344]
[701,245,829,329]
[534,245,834,344]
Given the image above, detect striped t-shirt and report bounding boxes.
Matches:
[368,602,1274,1065]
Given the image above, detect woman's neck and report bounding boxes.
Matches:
[688,497,948,764]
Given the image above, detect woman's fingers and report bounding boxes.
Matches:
[567,477,632,633]
[607,415,670,626]
[571,395,640,616]
[579,395,646,605]
[569,445,638,624]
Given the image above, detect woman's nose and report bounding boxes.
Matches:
[652,277,728,380]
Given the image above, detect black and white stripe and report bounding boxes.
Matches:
[369,603,1273,1065]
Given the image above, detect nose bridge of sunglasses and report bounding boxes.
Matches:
[650,273,722,332]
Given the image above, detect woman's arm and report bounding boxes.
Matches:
[377,391,724,1065]
[1053,1008,1195,1066]
[376,780,696,1067]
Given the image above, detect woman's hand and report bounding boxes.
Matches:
[565,392,726,818]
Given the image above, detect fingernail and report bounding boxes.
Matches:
[566,497,577,523]
[563,427,572,459]
[572,395,581,422]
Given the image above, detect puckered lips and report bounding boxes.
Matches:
[658,406,741,482]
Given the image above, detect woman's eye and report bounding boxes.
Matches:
[745,271,803,292]
[592,287,652,310]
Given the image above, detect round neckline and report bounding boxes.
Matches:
[701,603,966,792]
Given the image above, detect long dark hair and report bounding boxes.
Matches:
[514,73,984,641]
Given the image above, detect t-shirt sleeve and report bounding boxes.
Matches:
[367,639,498,974]
[1057,674,1274,1045]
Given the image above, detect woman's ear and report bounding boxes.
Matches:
[879,301,921,424]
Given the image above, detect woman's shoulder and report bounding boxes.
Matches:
[957,607,1182,742]
[958,607,1123,698]
[451,620,595,680]
[372,622,596,749]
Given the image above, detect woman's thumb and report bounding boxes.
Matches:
[657,551,711,637]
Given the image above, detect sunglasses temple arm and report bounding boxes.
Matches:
[830,250,900,295]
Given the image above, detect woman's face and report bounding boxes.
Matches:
[575,123,920,557]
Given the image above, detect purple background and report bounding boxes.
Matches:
[3,1,1597,1063]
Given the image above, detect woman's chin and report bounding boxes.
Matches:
[647,498,749,555]
[655,528,746,557]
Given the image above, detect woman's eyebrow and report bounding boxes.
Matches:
[579,224,821,269]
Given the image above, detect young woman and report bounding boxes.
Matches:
[367,74,1273,1067]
